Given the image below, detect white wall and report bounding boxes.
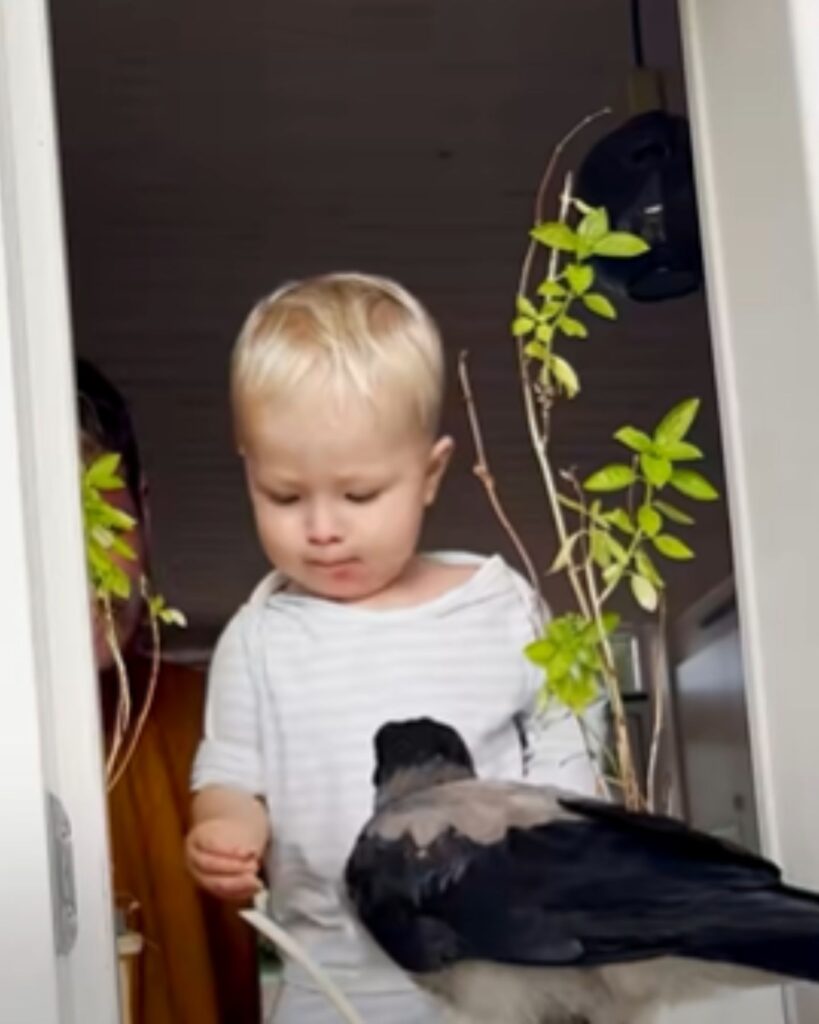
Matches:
[679,0,819,1021]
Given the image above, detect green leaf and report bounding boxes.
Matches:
[110,535,137,560]
[602,563,623,586]
[655,398,701,445]
[592,232,650,258]
[601,611,621,635]
[653,533,696,560]
[565,263,594,296]
[531,222,578,253]
[654,500,695,526]
[158,607,187,628]
[85,452,125,490]
[637,504,663,538]
[590,528,612,569]
[584,464,636,492]
[577,206,610,244]
[604,533,630,565]
[557,315,588,339]
[636,549,665,589]
[641,452,673,488]
[550,531,583,572]
[537,279,567,298]
[536,322,555,343]
[524,340,547,360]
[604,508,635,535]
[614,426,652,453]
[512,316,535,337]
[524,638,556,667]
[550,355,580,398]
[663,440,704,462]
[670,469,720,502]
[582,292,617,320]
[516,295,538,318]
[631,574,659,612]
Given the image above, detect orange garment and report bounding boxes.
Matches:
[105,656,260,1024]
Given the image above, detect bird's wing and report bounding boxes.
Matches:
[346,788,819,981]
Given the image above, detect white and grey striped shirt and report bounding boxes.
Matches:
[192,551,597,1002]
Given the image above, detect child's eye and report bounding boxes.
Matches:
[266,492,299,506]
[345,491,380,504]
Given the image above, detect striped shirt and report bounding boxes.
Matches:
[192,551,597,1014]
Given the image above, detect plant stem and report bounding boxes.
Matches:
[583,557,643,810]
[108,577,163,792]
[646,600,668,813]
[457,352,543,621]
[518,107,611,295]
[102,595,131,780]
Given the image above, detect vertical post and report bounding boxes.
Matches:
[0,2,120,1021]
[0,134,62,1024]
[680,0,819,1020]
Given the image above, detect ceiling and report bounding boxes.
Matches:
[48,0,733,649]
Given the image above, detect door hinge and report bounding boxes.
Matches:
[46,792,78,956]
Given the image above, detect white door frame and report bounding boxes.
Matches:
[679,0,819,1021]
[0,2,119,1022]
[3,0,819,1021]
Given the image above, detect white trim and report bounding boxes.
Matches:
[0,97,61,1024]
[679,0,819,1020]
[0,2,119,1021]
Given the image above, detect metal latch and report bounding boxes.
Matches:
[46,792,78,956]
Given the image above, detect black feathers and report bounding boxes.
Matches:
[347,718,819,987]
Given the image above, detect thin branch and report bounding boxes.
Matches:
[108,577,163,792]
[576,714,612,801]
[647,600,668,813]
[102,596,131,780]
[518,107,611,298]
[583,556,643,810]
[515,173,592,620]
[458,352,542,616]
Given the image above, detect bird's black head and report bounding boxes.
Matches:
[372,718,476,799]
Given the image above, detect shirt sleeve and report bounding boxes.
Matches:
[191,605,265,795]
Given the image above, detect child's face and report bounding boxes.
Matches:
[238,390,452,602]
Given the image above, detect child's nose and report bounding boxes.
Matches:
[305,501,342,546]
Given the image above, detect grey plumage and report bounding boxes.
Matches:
[345,718,819,1024]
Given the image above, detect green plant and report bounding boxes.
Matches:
[82,451,185,789]
[461,118,719,811]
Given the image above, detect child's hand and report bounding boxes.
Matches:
[185,818,264,902]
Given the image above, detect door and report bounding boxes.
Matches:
[0,2,120,1022]
[678,0,819,1021]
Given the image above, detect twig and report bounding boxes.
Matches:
[518,107,611,299]
[583,558,642,810]
[103,596,131,779]
[108,576,163,792]
[576,714,611,801]
[646,600,668,813]
[457,352,542,612]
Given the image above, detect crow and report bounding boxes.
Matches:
[345,718,819,1024]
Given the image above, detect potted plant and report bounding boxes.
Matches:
[460,113,720,812]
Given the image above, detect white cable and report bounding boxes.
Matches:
[239,907,366,1024]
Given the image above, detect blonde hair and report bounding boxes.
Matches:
[231,272,445,436]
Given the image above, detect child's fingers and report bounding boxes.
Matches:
[191,829,258,860]
[197,870,262,902]
[190,847,258,877]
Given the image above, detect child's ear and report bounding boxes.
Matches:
[424,436,454,505]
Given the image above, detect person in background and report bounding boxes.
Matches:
[77,357,260,1024]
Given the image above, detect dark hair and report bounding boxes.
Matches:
[76,358,142,507]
